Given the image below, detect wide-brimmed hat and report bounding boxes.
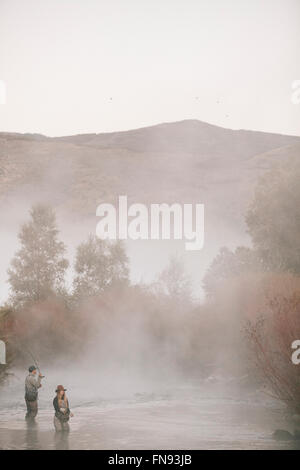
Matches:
[55,385,67,392]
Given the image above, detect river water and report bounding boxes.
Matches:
[0,370,299,450]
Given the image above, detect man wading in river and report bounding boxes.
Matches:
[25,365,43,421]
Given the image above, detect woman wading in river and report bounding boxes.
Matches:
[53,385,74,432]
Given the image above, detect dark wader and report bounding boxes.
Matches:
[25,373,41,420]
[25,397,38,419]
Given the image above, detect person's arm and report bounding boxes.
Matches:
[67,399,74,418]
[28,375,42,390]
[37,374,42,388]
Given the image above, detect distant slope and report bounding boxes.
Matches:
[0,120,299,230]
[0,120,299,298]
[54,120,300,157]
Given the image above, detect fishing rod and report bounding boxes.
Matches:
[13,319,45,378]
[25,346,45,378]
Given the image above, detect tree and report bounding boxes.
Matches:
[203,246,263,297]
[204,157,300,298]
[155,256,192,302]
[72,236,129,299]
[246,158,300,274]
[245,274,300,413]
[8,205,69,307]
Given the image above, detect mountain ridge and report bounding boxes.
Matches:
[0,120,299,225]
[0,119,299,297]
[1,119,300,140]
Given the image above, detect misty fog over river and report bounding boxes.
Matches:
[0,368,298,450]
[1,0,300,454]
[1,124,300,450]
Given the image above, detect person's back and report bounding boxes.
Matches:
[25,366,43,420]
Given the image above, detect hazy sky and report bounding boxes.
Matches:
[0,0,299,136]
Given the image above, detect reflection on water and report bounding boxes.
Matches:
[54,431,69,450]
[25,421,39,450]
[24,420,69,450]
[0,418,71,450]
[0,385,300,450]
